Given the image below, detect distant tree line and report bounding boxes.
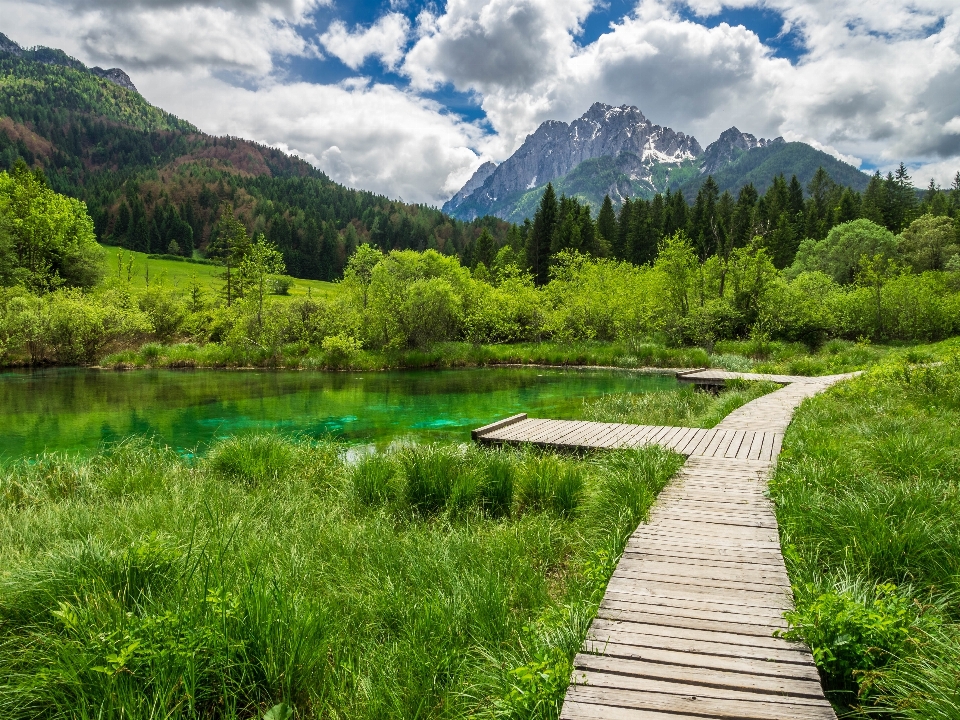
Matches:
[503,164,960,284]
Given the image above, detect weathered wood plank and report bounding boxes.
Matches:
[563,689,836,720]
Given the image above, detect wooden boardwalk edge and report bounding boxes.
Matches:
[472,370,857,719]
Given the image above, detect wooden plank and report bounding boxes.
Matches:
[601,581,793,612]
[603,584,789,612]
[563,689,836,720]
[615,559,790,586]
[772,432,785,459]
[586,625,810,664]
[533,420,587,445]
[574,653,830,697]
[580,641,819,680]
[563,421,609,448]
[488,417,549,442]
[589,617,802,651]
[676,427,709,454]
[620,423,660,448]
[600,598,789,630]
[760,431,776,462]
[668,426,700,453]
[471,413,526,440]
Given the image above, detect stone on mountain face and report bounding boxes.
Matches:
[91,67,138,93]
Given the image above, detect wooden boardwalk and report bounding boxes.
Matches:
[472,371,857,719]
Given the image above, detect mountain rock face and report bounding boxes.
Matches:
[91,67,138,93]
[701,127,783,175]
[444,161,496,214]
[444,103,701,219]
[0,32,23,57]
[0,32,137,93]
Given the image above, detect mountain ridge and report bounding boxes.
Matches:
[0,32,137,92]
[445,103,870,221]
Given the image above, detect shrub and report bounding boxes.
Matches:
[321,333,362,368]
[518,456,584,516]
[788,219,899,284]
[780,582,927,697]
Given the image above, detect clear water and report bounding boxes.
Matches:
[0,367,679,457]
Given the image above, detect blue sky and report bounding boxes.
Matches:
[3,0,959,203]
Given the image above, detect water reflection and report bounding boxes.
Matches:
[0,367,679,457]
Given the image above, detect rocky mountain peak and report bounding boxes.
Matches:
[443,103,701,218]
[701,127,784,175]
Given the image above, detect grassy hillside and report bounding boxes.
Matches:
[98,245,339,299]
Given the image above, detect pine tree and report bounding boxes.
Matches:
[597,195,617,249]
[835,188,860,224]
[861,171,887,226]
[614,198,632,261]
[689,177,719,259]
[730,184,758,250]
[527,183,557,285]
[473,228,495,269]
[805,167,836,240]
[630,199,657,266]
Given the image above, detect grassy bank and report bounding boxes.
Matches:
[581,379,781,428]
[708,336,959,376]
[99,337,960,377]
[771,357,960,716]
[0,436,683,719]
[101,340,712,372]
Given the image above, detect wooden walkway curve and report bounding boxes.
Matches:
[472,370,859,720]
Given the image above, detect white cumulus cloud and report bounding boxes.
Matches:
[319,12,411,71]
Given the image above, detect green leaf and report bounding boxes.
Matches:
[263,703,293,720]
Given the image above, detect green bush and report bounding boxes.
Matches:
[780,582,926,696]
[788,219,899,284]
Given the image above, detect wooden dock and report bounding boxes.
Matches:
[472,371,857,719]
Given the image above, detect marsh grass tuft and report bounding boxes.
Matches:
[205,434,297,487]
[350,452,396,506]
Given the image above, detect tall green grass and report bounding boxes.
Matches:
[581,379,780,428]
[0,435,683,719]
[103,339,711,372]
[771,356,960,715]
